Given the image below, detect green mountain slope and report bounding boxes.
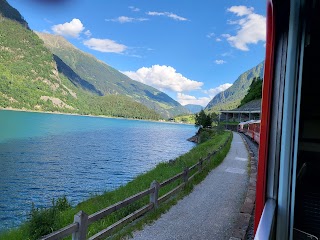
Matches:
[36,33,189,118]
[0,0,28,28]
[184,104,203,114]
[205,61,264,112]
[0,1,161,120]
[0,15,77,112]
[239,77,263,107]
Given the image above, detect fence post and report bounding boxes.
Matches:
[198,158,203,172]
[72,211,88,240]
[183,167,189,184]
[150,180,159,209]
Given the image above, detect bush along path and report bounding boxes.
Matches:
[131,132,250,240]
[0,130,231,240]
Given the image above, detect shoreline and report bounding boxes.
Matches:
[0,107,194,126]
[0,131,231,239]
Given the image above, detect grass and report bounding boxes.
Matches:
[113,131,232,240]
[0,130,232,240]
[173,114,195,124]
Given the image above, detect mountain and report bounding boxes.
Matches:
[36,33,189,118]
[184,104,203,114]
[0,0,28,28]
[0,11,77,112]
[205,61,264,112]
[239,77,262,107]
[0,0,161,120]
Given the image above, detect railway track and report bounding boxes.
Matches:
[239,132,259,240]
[240,133,259,161]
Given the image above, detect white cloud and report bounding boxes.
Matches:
[83,38,127,53]
[52,18,85,38]
[207,33,215,38]
[146,11,188,21]
[215,60,226,65]
[216,38,222,42]
[221,51,233,57]
[129,6,140,12]
[221,33,231,38]
[204,83,233,98]
[44,18,53,23]
[129,54,143,58]
[123,65,203,92]
[228,6,254,16]
[106,16,148,23]
[177,93,210,107]
[226,5,266,51]
[84,30,92,37]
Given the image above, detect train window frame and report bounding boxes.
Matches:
[276,0,306,238]
[255,0,309,239]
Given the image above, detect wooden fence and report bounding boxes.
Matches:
[40,133,231,240]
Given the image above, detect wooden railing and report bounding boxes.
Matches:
[40,133,231,240]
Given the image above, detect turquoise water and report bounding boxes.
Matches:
[0,110,196,231]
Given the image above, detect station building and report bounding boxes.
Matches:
[219,99,261,123]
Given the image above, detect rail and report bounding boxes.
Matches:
[40,133,231,240]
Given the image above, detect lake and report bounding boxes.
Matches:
[0,110,196,232]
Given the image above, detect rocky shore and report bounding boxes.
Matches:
[187,134,199,143]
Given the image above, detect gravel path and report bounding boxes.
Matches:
[131,132,250,240]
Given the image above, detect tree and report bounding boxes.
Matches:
[195,110,212,128]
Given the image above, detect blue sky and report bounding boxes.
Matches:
[8,0,266,107]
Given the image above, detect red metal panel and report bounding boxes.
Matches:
[254,0,275,233]
[254,133,260,144]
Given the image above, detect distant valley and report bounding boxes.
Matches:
[184,104,203,114]
[36,32,190,118]
[0,0,189,120]
[0,0,264,120]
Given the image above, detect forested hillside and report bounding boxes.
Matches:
[239,77,263,107]
[0,0,28,27]
[184,104,203,114]
[36,33,189,118]
[205,61,264,112]
[0,16,78,112]
[0,3,161,120]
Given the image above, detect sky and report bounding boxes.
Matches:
[7,0,266,107]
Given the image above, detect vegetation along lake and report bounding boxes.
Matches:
[0,110,196,232]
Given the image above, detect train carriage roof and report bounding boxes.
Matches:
[238,119,261,125]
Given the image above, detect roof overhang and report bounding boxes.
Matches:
[219,110,261,114]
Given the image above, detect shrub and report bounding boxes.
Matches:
[27,196,71,240]
[199,131,211,143]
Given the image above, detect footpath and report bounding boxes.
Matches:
[131,132,250,240]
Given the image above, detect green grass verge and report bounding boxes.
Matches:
[0,130,232,240]
[113,131,233,240]
[173,114,195,124]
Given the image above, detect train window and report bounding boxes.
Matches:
[270,0,320,238]
[293,0,320,238]
[254,0,319,239]
[275,0,320,238]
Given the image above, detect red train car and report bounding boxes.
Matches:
[254,0,320,239]
[252,120,261,145]
[238,120,250,133]
[238,120,261,144]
